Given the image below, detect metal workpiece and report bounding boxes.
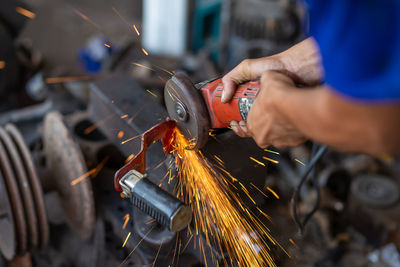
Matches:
[119,170,192,232]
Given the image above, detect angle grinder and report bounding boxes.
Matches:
[164,73,260,149]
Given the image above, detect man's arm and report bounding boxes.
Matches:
[277,82,400,155]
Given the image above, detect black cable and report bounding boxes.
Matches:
[291,144,327,234]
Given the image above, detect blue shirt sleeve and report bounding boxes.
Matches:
[304,0,400,102]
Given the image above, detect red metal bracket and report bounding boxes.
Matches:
[114,120,176,191]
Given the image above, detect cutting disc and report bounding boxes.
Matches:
[164,73,210,150]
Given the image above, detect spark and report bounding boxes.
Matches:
[142,48,149,56]
[104,43,111,48]
[181,234,193,254]
[84,113,115,135]
[0,61,5,70]
[133,24,140,35]
[119,226,155,266]
[72,8,101,30]
[120,114,129,119]
[121,135,140,145]
[117,131,124,139]
[249,156,265,167]
[152,241,163,267]
[131,62,155,72]
[145,219,156,225]
[16,7,36,19]
[294,158,305,166]
[70,157,108,186]
[45,76,92,84]
[264,149,280,155]
[266,187,279,199]
[289,238,299,249]
[213,155,224,166]
[172,129,281,267]
[146,89,157,97]
[262,156,279,164]
[250,182,269,199]
[70,168,96,186]
[122,213,130,230]
[125,154,135,163]
[122,232,131,248]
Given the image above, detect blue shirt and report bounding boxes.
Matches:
[305,0,400,102]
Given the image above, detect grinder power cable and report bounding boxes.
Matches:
[164,73,260,150]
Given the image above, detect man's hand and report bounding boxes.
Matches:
[230,71,307,148]
[222,37,323,103]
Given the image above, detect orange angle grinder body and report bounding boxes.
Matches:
[164,73,260,149]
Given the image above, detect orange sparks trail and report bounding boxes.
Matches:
[117,131,124,139]
[45,76,92,84]
[133,24,140,35]
[72,8,101,30]
[104,43,111,48]
[125,154,135,163]
[122,232,131,248]
[249,156,265,167]
[263,156,279,164]
[122,214,130,230]
[70,157,109,186]
[289,238,299,249]
[0,61,5,70]
[142,48,149,56]
[294,158,305,166]
[264,149,280,155]
[146,89,157,97]
[16,7,36,19]
[266,187,280,199]
[172,129,287,267]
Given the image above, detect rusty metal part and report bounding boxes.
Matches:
[5,124,49,248]
[0,138,27,255]
[164,73,210,150]
[114,120,175,191]
[0,127,38,250]
[43,111,95,240]
[0,168,16,260]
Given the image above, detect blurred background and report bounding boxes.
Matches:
[0,0,399,266]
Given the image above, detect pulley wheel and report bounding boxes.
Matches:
[43,111,95,240]
[0,140,27,255]
[0,169,16,260]
[0,128,38,250]
[6,124,49,248]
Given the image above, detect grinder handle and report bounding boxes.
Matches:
[200,78,260,128]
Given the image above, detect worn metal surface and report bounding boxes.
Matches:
[0,127,38,251]
[43,111,95,240]
[5,124,49,248]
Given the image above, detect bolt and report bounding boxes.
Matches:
[175,102,188,121]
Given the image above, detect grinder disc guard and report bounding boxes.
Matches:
[164,73,210,149]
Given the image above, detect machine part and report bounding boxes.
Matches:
[114,120,175,191]
[120,170,192,232]
[231,0,301,42]
[114,120,192,232]
[5,124,48,248]
[0,124,47,258]
[351,174,400,208]
[164,73,260,149]
[0,137,27,255]
[0,169,16,260]
[43,111,95,240]
[0,127,39,250]
[0,100,53,125]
